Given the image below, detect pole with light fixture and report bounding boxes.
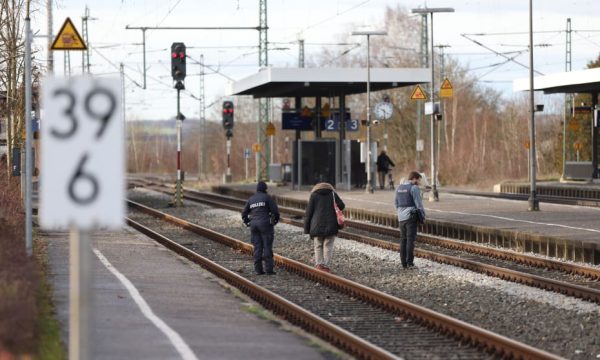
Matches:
[528,0,540,211]
[351,30,387,193]
[411,7,454,201]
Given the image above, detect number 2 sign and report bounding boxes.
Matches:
[41,77,124,230]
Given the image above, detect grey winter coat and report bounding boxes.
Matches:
[303,183,345,238]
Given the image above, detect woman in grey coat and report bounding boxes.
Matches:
[303,182,345,272]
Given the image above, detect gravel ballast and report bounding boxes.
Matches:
[129,189,600,359]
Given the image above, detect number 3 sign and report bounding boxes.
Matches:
[41,77,124,230]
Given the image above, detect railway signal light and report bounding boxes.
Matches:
[171,42,186,82]
[222,101,234,132]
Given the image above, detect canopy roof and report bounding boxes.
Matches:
[513,67,600,94]
[228,67,431,98]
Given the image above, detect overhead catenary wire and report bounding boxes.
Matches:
[461,33,544,75]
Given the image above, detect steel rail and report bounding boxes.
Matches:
[182,186,600,280]
[129,183,600,300]
[345,220,600,280]
[131,183,600,292]
[138,182,600,281]
[127,199,563,360]
[126,217,396,360]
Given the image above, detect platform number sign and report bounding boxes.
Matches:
[41,77,124,230]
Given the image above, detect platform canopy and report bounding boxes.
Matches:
[513,67,600,94]
[228,67,431,98]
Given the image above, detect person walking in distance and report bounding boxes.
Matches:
[395,171,426,269]
[376,150,395,190]
[241,181,280,275]
[304,182,345,273]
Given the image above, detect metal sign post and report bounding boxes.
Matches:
[41,77,123,360]
[173,82,185,207]
[244,148,251,181]
[24,15,33,256]
[226,136,232,183]
[69,227,91,360]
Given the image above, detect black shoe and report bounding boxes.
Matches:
[266,271,276,275]
[402,265,408,269]
[256,271,265,275]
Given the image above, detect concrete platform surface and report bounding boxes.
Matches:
[231,183,600,245]
[43,227,329,360]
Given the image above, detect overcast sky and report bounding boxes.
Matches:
[32,0,600,120]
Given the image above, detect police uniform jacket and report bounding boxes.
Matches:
[241,191,280,228]
[304,183,345,237]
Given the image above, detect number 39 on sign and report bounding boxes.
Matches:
[41,77,124,230]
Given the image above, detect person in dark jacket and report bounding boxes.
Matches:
[241,182,280,275]
[394,171,426,269]
[376,150,395,190]
[303,182,345,273]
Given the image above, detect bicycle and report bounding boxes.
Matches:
[387,172,395,190]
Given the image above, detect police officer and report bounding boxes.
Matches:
[394,171,426,269]
[241,182,280,275]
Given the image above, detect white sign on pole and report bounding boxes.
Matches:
[41,76,124,230]
[416,139,424,152]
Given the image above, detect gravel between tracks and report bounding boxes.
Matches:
[129,188,600,359]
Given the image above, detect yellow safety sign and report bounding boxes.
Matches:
[440,78,453,98]
[252,143,262,153]
[524,140,530,150]
[410,85,427,100]
[266,122,276,137]
[51,18,87,50]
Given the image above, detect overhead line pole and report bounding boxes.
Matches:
[412,7,455,202]
[125,25,261,90]
[528,0,540,211]
[199,54,206,181]
[47,0,53,73]
[25,1,33,256]
[126,2,270,182]
[562,18,572,180]
[257,0,270,181]
[416,14,427,171]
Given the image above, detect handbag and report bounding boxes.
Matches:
[332,192,345,229]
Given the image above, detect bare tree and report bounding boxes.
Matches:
[0,0,26,175]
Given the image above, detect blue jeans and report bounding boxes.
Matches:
[251,224,274,273]
[398,217,417,267]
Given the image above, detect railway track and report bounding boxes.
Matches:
[128,179,600,305]
[127,198,561,359]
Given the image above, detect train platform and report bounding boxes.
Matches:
[497,180,600,200]
[41,226,332,359]
[214,182,600,264]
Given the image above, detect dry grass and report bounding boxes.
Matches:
[0,162,38,354]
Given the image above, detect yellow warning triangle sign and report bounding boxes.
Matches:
[410,85,427,100]
[51,18,87,50]
[440,78,453,89]
[440,78,453,98]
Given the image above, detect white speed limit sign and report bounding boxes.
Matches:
[41,77,124,229]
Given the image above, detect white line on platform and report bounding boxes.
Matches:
[92,248,199,360]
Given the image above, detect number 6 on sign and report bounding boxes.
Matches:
[41,77,124,230]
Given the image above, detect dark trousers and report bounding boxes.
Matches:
[399,217,418,267]
[378,171,387,189]
[250,224,274,273]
